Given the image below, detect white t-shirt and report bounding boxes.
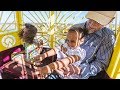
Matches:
[56,43,86,66]
[55,43,86,79]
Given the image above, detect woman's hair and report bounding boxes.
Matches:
[19,23,37,44]
[68,25,88,39]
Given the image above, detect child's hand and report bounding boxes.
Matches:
[55,69,64,76]
[34,67,46,79]
[62,65,81,76]
[35,66,51,76]
[62,67,70,76]
[61,45,67,54]
[32,54,44,62]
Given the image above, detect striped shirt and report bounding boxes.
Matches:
[24,37,41,61]
[73,23,115,79]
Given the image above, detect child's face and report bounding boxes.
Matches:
[66,31,84,48]
[23,28,29,37]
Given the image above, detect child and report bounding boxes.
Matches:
[34,26,88,79]
[12,23,43,65]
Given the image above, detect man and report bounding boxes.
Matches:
[73,11,116,79]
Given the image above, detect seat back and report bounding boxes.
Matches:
[107,28,120,79]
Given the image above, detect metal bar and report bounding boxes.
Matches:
[63,11,75,22]
[1,11,14,30]
[23,13,39,27]
[49,11,55,48]
[57,11,68,24]
[113,58,120,78]
[115,13,117,37]
[0,11,3,22]
[107,30,120,79]
[16,11,22,31]
[28,11,41,24]
[3,20,15,31]
[55,11,61,23]
[45,11,49,19]
[34,11,49,30]
[39,11,47,21]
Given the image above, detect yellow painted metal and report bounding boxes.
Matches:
[113,56,120,78]
[107,27,120,79]
[16,11,23,45]
[0,11,23,52]
[0,11,3,21]
[117,26,120,36]
[16,11,23,32]
[49,11,55,48]
[1,12,13,30]
[0,32,22,52]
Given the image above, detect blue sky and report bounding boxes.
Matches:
[22,11,88,24]
[0,11,87,23]
[0,11,120,25]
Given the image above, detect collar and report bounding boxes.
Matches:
[64,43,81,50]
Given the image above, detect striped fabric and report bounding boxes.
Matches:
[74,22,115,79]
[24,36,42,61]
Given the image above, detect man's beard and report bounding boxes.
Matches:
[88,28,98,33]
[86,25,100,34]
